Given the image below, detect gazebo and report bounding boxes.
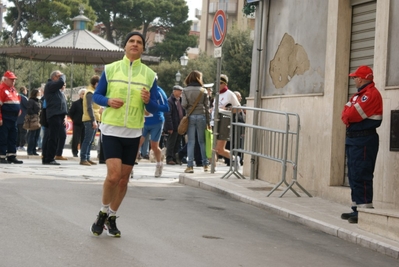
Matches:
[0,6,160,98]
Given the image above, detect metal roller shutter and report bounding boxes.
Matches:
[344,0,376,186]
[348,1,376,96]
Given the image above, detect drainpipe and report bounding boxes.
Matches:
[250,0,269,180]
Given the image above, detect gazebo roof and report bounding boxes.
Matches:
[0,7,160,64]
[37,29,123,52]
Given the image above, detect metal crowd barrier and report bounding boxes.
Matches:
[220,106,312,198]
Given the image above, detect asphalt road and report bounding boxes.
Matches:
[0,160,398,267]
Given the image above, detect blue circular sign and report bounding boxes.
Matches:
[212,10,227,47]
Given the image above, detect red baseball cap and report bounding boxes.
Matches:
[4,71,17,79]
[348,65,373,80]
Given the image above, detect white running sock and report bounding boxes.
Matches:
[100,203,110,213]
[108,208,117,217]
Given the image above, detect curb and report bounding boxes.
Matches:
[179,175,399,259]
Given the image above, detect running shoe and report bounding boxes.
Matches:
[90,211,108,236]
[155,164,163,177]
[104,216,121,237]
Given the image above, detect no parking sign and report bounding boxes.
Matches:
[212,10,227,47]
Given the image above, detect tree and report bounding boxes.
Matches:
[150,26,197,62]
[188,52,217,86]
[148,0,197,61]
[4,0,97,44]
[221,25,253,102]
[3,58,96,98]
[151,60,181,96]
[151,52,216,97]
[88,0,134,44]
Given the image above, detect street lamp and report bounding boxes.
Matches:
[175,70,181,85]
[175,53,189,85]
[180,53,189,68]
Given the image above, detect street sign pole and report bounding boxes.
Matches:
[210,10,227,174]
[211,53,222,173]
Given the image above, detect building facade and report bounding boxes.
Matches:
[245,0,398,241]
[198,0,255,55]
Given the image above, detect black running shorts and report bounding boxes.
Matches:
[102,134,140,166]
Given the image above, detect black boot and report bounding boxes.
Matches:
[0,158,10,164]
[341,206,357,220]
[7,157,23,164]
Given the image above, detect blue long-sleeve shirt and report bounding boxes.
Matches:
[93,71,159,115]
[144,86,169,125]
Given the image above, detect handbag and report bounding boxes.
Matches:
[23,114,41,131]
[205,128,213,158]
[177,90,204,135]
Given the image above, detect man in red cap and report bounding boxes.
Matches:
[341,65,383,224]
[0,71,23,164]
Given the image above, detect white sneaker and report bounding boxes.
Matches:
[155,164,163,177]
[233,156,241,171]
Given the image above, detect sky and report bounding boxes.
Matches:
[186,0,202,20]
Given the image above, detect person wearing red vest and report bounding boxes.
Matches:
[341,65,383,224]
[0,71,23,164]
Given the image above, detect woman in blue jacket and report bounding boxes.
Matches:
[138,85,169,177]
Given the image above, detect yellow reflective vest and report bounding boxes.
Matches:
[82,85,101,122]
[101,56,156,128]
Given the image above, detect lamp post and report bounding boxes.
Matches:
[175,53,189,85]
[175,70,181,85]
[180,53,189,68]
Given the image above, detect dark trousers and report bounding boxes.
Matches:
[0,119,17,158]
[16,123,27,147]
[56,125,66,156]
[42,127,49,160]
[166,131,183,162]
[43,114,64,162]
[27,128,40,154]
[346,135,379,206]
[98,131,104,161]
[71,123,84,156]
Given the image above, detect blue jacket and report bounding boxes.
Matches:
[144,86,169,125]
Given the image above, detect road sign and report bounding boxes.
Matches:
[212,10,227,47]
[214,47,222,58]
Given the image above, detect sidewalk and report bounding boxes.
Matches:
[178,170,399,260]
[12,148,399,259]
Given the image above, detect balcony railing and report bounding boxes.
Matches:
[209,1,237,14]
[195,8,201,19]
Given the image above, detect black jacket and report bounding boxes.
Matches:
[68,98,84,125]
[17,94,29,124]
[164,93,186,132]
[27,98,41,115]
[44,78,67,119]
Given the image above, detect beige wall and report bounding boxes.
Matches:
[246,0,399,209]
